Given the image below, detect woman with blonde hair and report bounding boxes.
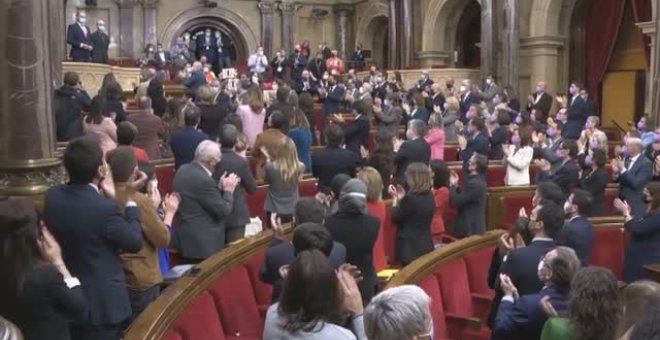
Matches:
[197,84,226,141]
[357,167,388,272]
[618,280,660,339]
[389,163,435,265]
[289,109,313,172]
[264,136,306,225]
[236,86,266,148]
[441,96,459,141]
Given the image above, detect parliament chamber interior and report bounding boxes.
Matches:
[0,0,660,339]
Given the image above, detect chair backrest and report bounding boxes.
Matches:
[417,275,449,339]
[590,219,626,280]
[434,259,473,317]
[463,246,497,298]
[153,158,175,195]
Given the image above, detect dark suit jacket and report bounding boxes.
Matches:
[311,146,361,193]
[579,168,609,216]
[323,86,346,117]
[527,92,553,119]
[326,211,380,302]
[0,265,86,340]
[196,35,217,62]
[214,148,257,228]
[343,114,370,155]
[624,211,660,281]
[394,137,431,185]
[54,85,91,142]
[563,96,589,140]
[537,159,580,196]
[288,53,307,80]
[198,104,227,141]
[459,132,490,174]
[126,110,164,160]
[170,127,208,169]
[184,70,206,94]
[259,239,346,302]
[154,51,171,69]
[308,58,327,80]
[489,126,508,160]
[556,216,595,266]
[44,184,143,326]
[172,162,234,259]
[493,286,569,340]
[616,155,654,217]
[266,101,295,122]
[500,239,555,296]
[90,30,109,64]
[450,173,487,237]
[270,57,288,79]
[425,93,446,113]
[391,192,435,264]
[66,23,91,62]
[459,92,481,123]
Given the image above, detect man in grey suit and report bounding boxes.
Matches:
[172,140,241,261]
[355,82,374,119]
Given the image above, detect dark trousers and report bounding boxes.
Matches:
[71,323,124,340]
[128,285,161,323]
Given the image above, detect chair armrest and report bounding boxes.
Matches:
[471,293,493,322]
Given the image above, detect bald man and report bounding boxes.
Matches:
[90,20,110,64]
[527,81,553,121]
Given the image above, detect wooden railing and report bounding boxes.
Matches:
[386,230,506,287]
[125,227,291,340]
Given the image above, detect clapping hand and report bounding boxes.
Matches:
[449,170,460,187]
[499,274,519,299]
[433,105,441,114]
[338,264,364,316]
[219,172,241,193]
[163,193,181,215]
[388,184,405,201]
[360,146,369,159]
[270,212,285,240]
[333,113,345,123]
[534,159,551,172]
[393,139,404,152]
[458,135,467,150]
[127,170,148,195]
[540,296,559,317]
[454,120,464,131]
[613,198,631,217]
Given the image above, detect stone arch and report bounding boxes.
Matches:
[422,0,479,53]
[159,6,259,63]
[354,1,389,51]
[528,0,575,37]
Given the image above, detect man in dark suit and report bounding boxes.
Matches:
[497,200,564,304]
[534,122,565,173]
[612,137,654,216]
[214,125,257,243]
[425,83,446,114]
[66,11,93,62]
[196,29,217,67]
[459,117,490,176]
[308,52,327,80]
[415,71,434,92]
[288,45,308,82]
[90,20,109,64]
[536,139,580,197]
[312,125,361,193]
[295,70,319,95]
[184,61,206,95]
[335,100,370,156]
[266,87,295,120]
[563,82,589,140]
[393,119,431,185]
[322,77,346,135]
[54,72,92,142]
[352,44,366,70]
[153,43,171,70]
[260,198,346,302]
[183,32,197,63]
[556,189,595,266]
[450,153,488,237]
[170,103,208,169]
[494,246,580,340]
[172,140,241,261]
[459,80,481,121]
[215,31,232,71]
[44,137,144,340]
[526,82,553,121]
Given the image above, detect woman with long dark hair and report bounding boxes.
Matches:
[367,129,395,199]
[147,72,167,117]
[0,198,85,340]
[263,250,367,339]
[83,96,117,154]
[579,148,609,216]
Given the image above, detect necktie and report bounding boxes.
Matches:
[625,157,632,170]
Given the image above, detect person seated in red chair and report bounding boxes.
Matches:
[493,246,581,340]
[363,285,433,340]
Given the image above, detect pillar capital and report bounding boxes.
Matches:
[258,1,277,15]
[333,4,353,15]
[141,0,159,9]
[115,0,140,8]
[280,1,302,14]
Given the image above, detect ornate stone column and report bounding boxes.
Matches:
[334,5,353,62]
[502,0,520,98]
[280,1,301,54]
[116,0,137,59]
[142,0,159,47]
[480,0,496,79]
[48,0,66,86]
[0,0,65,199]
[388,0,399,69]
[400,0,413,68]
[258,0,276,57]
[636,20,658,115]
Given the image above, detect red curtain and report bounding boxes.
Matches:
[585,0,627,114]
[632,0,652,66]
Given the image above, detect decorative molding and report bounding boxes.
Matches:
[141,0,159,9]
[636,21,657,36]
[279,1,302,14]
[258,1,277,15]
[114,0,140,8]
[333,4,354,15]
[520,35,566,50]
[0,159,66,197]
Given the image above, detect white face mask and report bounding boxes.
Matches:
[251,76,259,84]
[443,103,449,110]
[78,17,87,24]
[98,25,105,32]
[384,99,390,106]
[537,259,545,281]
[563,201,573,215]
[460,85,467,93]
[323,75,329,80]
[486,79,492,85]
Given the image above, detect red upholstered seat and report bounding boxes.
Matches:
[155,164,175,195]
[208,266,263,339]
[171,292,226,340]
[591,226,625,280]
[298,178,318,197]
[445,146,459,162]
[162,331,183,340]
[246,187,268,224]
[417,276,451,340]
[464,246,496,299]
[486,166,506,187]
[367,201,389,271]
[604,189,617,215]
[243,254,273,320]
[499,195,533,229]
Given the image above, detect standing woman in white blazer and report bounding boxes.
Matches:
[503,127,534,186]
